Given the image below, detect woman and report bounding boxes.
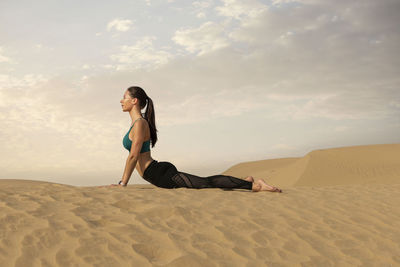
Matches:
[109,86,282,192]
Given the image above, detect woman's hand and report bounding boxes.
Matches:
[97,181,127,188]
[109,183,124,187]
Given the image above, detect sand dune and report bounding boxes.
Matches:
[1,144,399,266]
[223,143,400,187]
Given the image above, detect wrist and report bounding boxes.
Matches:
[118,180,127,186]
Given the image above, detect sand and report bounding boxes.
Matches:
[1,143,399,266]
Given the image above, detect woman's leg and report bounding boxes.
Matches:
[171,171,253,190]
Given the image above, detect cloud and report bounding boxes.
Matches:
[192,0,213,9]
[4,0,397,127]
[165,0,400,123]
[189,1,214,20]
[172,21,230,55]
[0,73,126,173]
[110,36,172,70]
[215,0,267,20]
[106,18,133,32]
[226,0,400,52]
[0,47,11,63]
[0,74,48,91]
[196,12,206,18]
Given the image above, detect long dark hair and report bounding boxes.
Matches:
[127,86,158,148]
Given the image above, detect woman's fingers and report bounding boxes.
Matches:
[97,184,121,188]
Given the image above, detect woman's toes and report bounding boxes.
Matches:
[272,187,282,193]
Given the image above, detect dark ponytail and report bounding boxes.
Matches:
[127,86,158,148]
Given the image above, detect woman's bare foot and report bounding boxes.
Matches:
[244,176,254,182]
[252,182,262,192]
[254,179,282,193]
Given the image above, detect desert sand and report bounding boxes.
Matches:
[1,143,399,266]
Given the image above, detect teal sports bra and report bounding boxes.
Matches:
[122,118,151,153]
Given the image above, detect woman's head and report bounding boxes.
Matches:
[120,86,146,111]
[121,86,158,148]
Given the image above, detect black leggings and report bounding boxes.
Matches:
[142,160,253,190]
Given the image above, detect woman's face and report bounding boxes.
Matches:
[120,90,136,112]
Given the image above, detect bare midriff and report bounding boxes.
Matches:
[136,151,154,177]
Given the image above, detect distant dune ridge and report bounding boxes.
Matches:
[223,143,400,187]
[0,144,399,266]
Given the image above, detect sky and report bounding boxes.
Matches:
[1,0,399,186]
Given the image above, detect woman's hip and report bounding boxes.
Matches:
[142,160,178,188]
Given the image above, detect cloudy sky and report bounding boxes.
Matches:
[1,0,399,186]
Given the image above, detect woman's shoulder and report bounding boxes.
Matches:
[130,118,150,135]
[131,117,147,126]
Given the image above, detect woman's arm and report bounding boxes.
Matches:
[120,156,138,185]
[120,119,147,185]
